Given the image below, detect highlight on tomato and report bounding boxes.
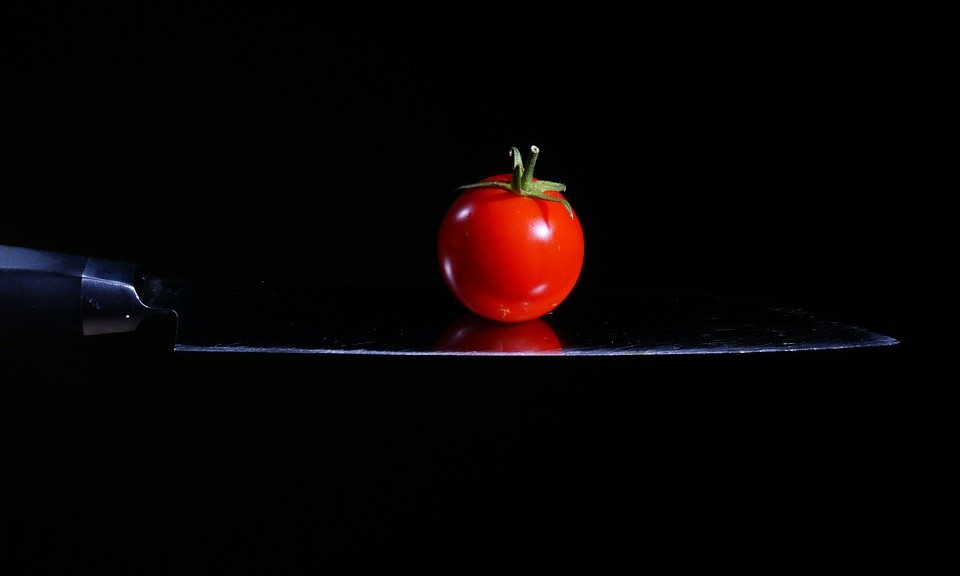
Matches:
[437,145,584,323]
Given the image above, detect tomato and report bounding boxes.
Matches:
[437,146,584,323]
[435,312,564,354]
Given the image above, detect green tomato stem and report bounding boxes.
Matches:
[520,145,539,190]
[457,145,574,218]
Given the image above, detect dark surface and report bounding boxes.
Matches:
[4,4,955,573]
[5,340,949,574]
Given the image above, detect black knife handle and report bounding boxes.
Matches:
[0,245,177,342]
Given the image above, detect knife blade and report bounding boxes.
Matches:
[1,244,899,355]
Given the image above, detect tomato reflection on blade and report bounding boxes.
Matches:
[434,312,564,355]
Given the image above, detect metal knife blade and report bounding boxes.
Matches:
[1,244,899,356]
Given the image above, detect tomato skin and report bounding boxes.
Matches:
[435,312,563,353]
[438,173,584,323]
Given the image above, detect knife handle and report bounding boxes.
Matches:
[0,244,177,342]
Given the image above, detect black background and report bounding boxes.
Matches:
[5,4,953,329]
[5,4,956,574]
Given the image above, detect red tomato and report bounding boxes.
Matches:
[437,146,584,323]
[435,312,564,354]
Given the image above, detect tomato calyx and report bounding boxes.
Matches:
[456,145,574,218]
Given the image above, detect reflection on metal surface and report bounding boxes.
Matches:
[434,313,563,354]
[2,245,901,356]
[158,281,899,356]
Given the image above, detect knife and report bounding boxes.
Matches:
[1,244,899,355]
